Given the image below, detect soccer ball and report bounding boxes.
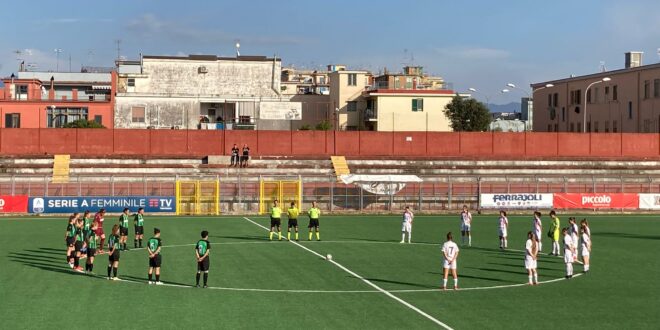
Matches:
[326,254,332,261]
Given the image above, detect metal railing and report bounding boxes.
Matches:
[2,174,659,213]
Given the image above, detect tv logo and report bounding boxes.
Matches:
[32,198,45,213]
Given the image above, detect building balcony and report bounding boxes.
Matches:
[364,109,377,121]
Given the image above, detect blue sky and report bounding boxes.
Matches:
[2,0,660,104]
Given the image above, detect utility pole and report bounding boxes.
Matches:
[115,39,122,61]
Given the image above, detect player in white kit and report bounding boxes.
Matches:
[562,227,576,279]
[498,210,509,249]
[532,211,543,252]
[569,218,580,261]
[580,219,591,273]
[460,205,472,247]
[525,231,538,285]
[441,232,460,290]
[400,206,414,244]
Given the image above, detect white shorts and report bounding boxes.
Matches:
[443,259,457,270]
[564,250,574,263]
[401,222,412,233]
[524,256,537,269]
[499,228,507,237]
[461,223,471,232]
[534,230,542,241]
[581,245,590,257]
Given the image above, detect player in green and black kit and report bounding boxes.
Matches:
[269,200,282,241]
[134,207,145,248]
[65,214,79,268]
[73,217,85,272]
[195,230,211,288]
[85,221,100,274]
[82,210,92,235]
[147,228,163,285]
[118,208,130,251]
[107,225,121,280]
[308,201,321,241]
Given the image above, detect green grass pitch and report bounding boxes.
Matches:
[1,214,658,329]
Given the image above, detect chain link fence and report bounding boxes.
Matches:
[1,174,659,213]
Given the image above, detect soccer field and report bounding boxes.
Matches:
[1,214,658,329]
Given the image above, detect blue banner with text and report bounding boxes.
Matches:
[29,196,176,214]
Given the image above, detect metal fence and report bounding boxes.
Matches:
[2,174,660,213]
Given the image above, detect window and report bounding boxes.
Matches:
[586,89,592,104]
[47,107,88,128]
[94,115,103,125]
[605,86,610,101]
[412,98,424,112]
[605,121,609,133]
[570,90,582,105]
[15,85,28,100]
[553,93,559,107]
[644,80,650,99]
[347,101,357,112]
[127,78,136,87]
[405,77,413,89]
[554,124,558,132]
[547,94,552,107]
[594,87,599,103]
[613,85,618,101]
[319,77,326,84]
[613,120,618,133]
[587,122,591,132]
[628,101,633,119]
[347,74,357,86]
[594,121,599,133]
[131,106,146,123]
[5,113,20,128]
[654,79,660,98]
[561,107,565,122]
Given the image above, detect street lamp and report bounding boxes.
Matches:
[53,48,63,72]
[468,87,491,109]
[583,77,611,133]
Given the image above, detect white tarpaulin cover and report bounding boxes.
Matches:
[340,175,423,195]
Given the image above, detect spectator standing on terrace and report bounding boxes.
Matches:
[240,144,250,168]
[230,144,239,167]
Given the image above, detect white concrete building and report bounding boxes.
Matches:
[115,55,300,130]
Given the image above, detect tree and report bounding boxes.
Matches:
[62,119,106,128]
[443,95,491,132]
[315,120,333,131]
[298,124,312,131]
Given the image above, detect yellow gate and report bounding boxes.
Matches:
[176,180,220,215]
[259,179,302,214]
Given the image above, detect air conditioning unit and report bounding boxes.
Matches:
[198,66,208,74]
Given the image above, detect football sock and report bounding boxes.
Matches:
[528,275,533,284]
[196,273,201,285]
[468,236,472,246]
[203,273,208,286]
[402,233,406,242]
[315,232,320,240]
[408,233,411,243]
[148,273,153,281]
[107,265,112,277]
[295,232,299,240]
[278,232,282,240]
[504,238,508,248]
[113,267,118,278]
[89,264,94,272]
[442,279,447,287]
[156,274,160,282]
[269,231,274,240]
[454,279,458,287]
[584,264,589,272]
[538,242,542,252]
[533,274,538,283]
[134,240,138,248]
[139,239,142,247]
[74,257,79,268]
[287,232,291,240]
[309,232,313,240]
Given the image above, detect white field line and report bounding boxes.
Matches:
[241,217,454,330]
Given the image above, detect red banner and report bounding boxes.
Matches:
[0,195,29,213]
[553,193,638,209]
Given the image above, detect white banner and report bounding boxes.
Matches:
[358,183,407,195]
[639,194,660,210]
[259,101,302,120]
[480,193,554,209]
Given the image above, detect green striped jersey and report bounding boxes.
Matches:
[196,240,211,256]
[134,214,144,226]
[119,214,129,228]
[86,231,99,249]
[108,235,120,251]
[66,223,75,237]
[148,237,162,254]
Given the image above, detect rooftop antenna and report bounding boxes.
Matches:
[235,40,241,57]
[53,48,63,71]
[599,61,606,72]
[114,39,122,60]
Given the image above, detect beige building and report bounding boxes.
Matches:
[532,52,660,133]
[329,69,372,130]
[361,89,455,131]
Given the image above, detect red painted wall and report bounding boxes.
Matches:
[0,129,659,159]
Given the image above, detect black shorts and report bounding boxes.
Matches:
[66,237,75,247]
[74,241,83,252]
[149,254,162,268]
[87,248,97,258]
[197,257,210,272]
[241,155,249,162]
[308,219,320,228]
[135,226,144,235]
[270,217,281,227]
[120,227,129,236]
[288,219,298,228]
[108,250,120,262]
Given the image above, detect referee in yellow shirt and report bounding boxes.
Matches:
[269,200,282,241]
[308,201,321,241]
[287,202,300,241]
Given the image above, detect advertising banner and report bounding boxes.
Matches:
[0,195,29,213]
[29,196,176,214]
[480,194,553,209]
[553,193,638,209]
[259,101,302,120]
[638,194,660,210]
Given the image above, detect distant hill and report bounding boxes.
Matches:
[487,102,521,113]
